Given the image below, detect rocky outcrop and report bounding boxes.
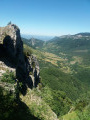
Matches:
[25,55,40,87]
[0,24,40,91]
[0,24,23,58]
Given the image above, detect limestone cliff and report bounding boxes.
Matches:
[0,24,40,91]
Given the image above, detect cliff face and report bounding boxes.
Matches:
[0,24,23,58]
[0,24,40,90]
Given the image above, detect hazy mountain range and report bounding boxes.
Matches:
[21,32,90,41]
[21,34,54,41]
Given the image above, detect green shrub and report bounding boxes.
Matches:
[1,71,16,84]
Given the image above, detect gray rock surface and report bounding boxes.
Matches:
[0,24,23,58]
[0,24,40,91]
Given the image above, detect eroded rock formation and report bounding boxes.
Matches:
[0,24,40,91]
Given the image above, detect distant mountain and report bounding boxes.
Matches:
[75,32,90,36]
[22,37,44,49]
[22,32,90,54]
[21,34,54,41]
[45,33,90,54]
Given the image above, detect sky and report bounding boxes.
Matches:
[0,0,90,36]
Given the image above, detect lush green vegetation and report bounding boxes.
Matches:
[62,102,90,120]
[35,86,72,117]
[1,71,16,84]
[0,71,41,120]
[0,87,40,120]
[40,65,90,100]
[22,36,90,119]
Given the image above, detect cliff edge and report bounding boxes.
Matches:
[0,24,40,92]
